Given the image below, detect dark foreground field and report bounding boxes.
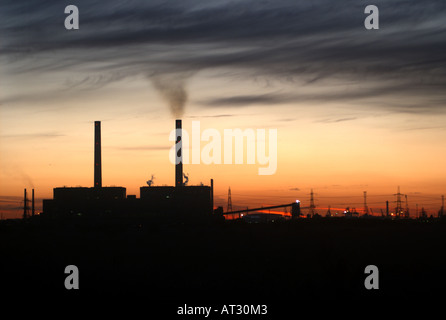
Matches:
[1,216,445,314]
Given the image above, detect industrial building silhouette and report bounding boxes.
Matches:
[42,120,213,217]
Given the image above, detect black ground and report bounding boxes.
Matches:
[1,216,445,315]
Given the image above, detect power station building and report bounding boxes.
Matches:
[42,120,214,218]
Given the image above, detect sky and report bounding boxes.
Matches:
[1,0,446,218]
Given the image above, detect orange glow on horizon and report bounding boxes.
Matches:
[1,106,446,219]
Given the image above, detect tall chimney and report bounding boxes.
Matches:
[175,119,183,187]
[23,188,27,219]
[210,178,214,214]
[32,189,35,217]
[23,189,26,219]
[94,121,102,188]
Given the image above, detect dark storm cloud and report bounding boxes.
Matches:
[1,0,445,113]
[200,80,446,113]
[202,93,293,107]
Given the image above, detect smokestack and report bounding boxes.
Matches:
[210,179,214,214]
[32,189,35,217]
[23,188,27,219]
[94,121,102,188]
[175,119,183,187]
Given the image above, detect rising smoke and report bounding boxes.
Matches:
[150,72,192,118]
[4,166,35,188]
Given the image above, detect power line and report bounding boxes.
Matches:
[227,187,233,213]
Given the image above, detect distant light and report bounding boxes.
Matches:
[295,200,300,203]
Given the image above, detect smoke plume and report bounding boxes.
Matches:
[150,72,191,118]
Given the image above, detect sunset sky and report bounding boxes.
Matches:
[1,0,446,218]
